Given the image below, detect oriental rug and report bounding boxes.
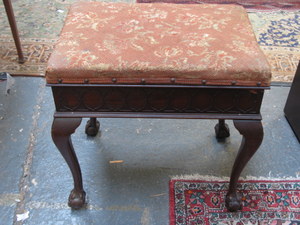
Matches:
[248,11,300,83]
[170,180,300,225]
[0,37,56,76]
[136,0,300,11]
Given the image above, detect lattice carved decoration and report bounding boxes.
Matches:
[52,86,264,114]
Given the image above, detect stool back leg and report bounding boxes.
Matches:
[85,118,100,137]
[215,119,230,140]
[226,119,263,211]
[51,117,86,209]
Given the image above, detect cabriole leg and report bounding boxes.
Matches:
[226,120,263,212]
[51,117,85,209]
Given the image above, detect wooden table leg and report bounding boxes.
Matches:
[226,120,263,211]
[3,0,25,64]
[284,60,300,142]
[51,117,85,209]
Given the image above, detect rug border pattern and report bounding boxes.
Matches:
[170,179,300,225]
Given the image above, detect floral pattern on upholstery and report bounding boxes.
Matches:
[46,2,271,86]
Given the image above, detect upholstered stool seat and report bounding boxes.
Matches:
[47,2,270,86]
[46,2,271,213]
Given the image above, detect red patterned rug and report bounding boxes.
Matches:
[170,180,300,225]
[136,0,300,11]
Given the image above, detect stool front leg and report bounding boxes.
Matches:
[51,117,86,209]
[226,120,263,212]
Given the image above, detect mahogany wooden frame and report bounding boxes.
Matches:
[49,83,268,211]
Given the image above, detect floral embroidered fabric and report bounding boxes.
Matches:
[46,2,271,86]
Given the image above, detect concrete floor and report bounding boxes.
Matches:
[0,77,299,225]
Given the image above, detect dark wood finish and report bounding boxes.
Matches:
[284,61,300,142]
[47,83,270,89]
[51,118,86,209]
[3,0,24,63]
[85,118,100,136]
[215,119,230,140]
[52,86,264,115]
[55,112,262,120]
[226,120,263,211]
[50,84,267,211]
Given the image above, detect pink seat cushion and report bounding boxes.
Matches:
[46,2,271,87]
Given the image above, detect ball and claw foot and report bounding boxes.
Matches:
[215,122,230,140]
[85,119,100,137]
[225,192,242,212]
[68,189,86,209]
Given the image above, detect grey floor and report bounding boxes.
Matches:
[0,77,299,225]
